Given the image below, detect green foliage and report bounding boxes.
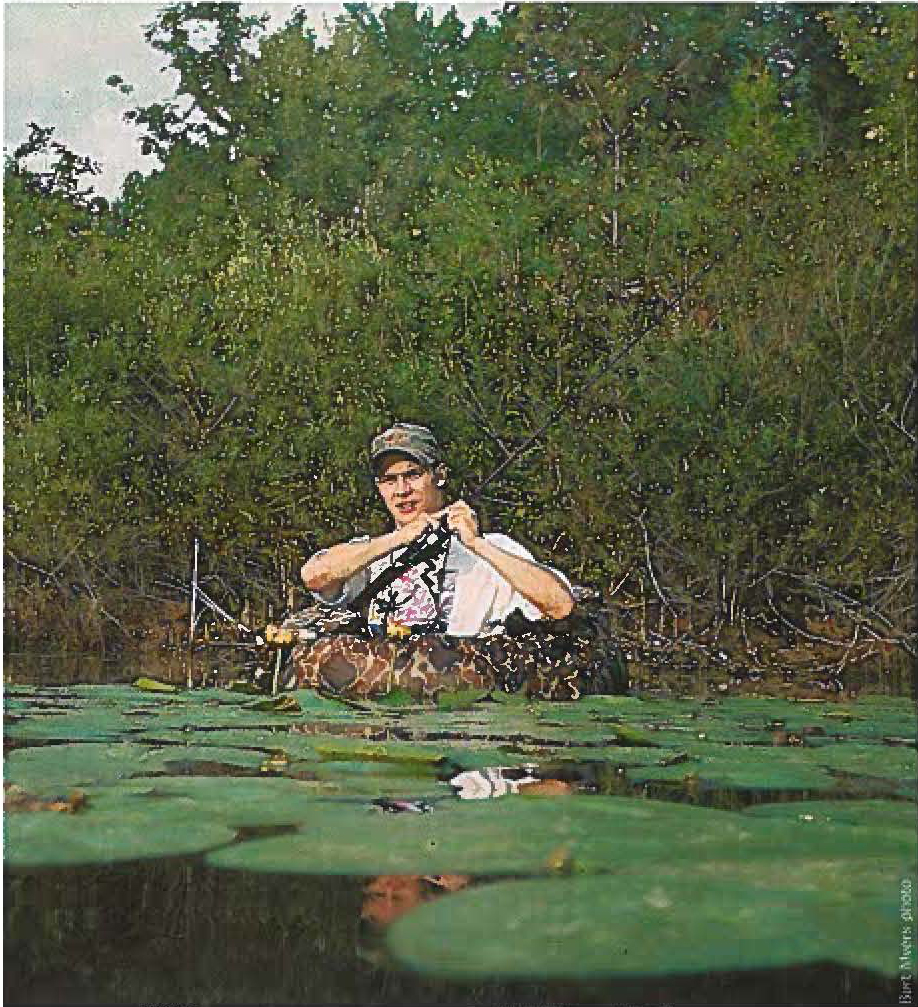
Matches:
[3,3,915,661]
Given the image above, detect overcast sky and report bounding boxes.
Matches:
[3,2,500,199]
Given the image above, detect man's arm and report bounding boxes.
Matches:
[300,514,437,595]
[444,500,574,620]
[467,537,574,620]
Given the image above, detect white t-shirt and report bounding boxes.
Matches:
[312,532,570,637]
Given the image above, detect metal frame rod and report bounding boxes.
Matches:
[189,537,199,648]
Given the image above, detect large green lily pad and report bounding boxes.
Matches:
[4,794,235,867]
[86,775,338,827]
[806,743,917,783]
[385,871,904,979]
[204,793,910,878]
[3,741,266,797]
[743,798,917,830]
[3,684,363,743]
[314,736,446,765]
[309,759,451,799]
[134,726,317,754]
[3,705,150,742]
[627,745,838,791]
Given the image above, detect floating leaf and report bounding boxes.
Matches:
[92,776,336,828]
[309,758,448,799]
[315,737,446,766]
[133,677,180,693]
[743,799,918,831]
[628,746,837,791]
[607,723,658,747]
[242,694,302,714]
[386,872,904,979]
[3,705,149,742]
[4,742,265,797]
[204,795,872,878]
[373,688,418,708]
[4,794,235,867]
[806,743,917,784]
[436,689,489,711]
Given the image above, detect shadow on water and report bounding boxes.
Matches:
[3,857,899,1007]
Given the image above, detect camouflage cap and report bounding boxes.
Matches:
[370,423,441,471]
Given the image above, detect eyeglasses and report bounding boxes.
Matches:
[375,467,428,489]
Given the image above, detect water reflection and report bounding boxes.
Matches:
[449,766,539,800]
[360,873,471,928]
[4,858,898,1006]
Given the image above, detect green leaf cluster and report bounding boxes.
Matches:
[4,4,914,661]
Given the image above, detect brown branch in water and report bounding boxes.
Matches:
[772,570,916,657]
[766,596,852,648]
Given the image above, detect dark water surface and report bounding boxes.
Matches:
[4,858,900,1007]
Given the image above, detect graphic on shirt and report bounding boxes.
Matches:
[366,525,452,635]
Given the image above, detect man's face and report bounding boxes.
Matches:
[375,455,441,527]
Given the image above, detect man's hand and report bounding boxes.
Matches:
[440,499,481,548]
[391,510,441,548]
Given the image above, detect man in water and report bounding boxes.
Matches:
[301,422,575,637]
[283,423,622,700]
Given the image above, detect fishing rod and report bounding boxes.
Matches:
[471,242,737,499]
[155,575,264,645]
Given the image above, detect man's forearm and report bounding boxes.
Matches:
[301,531,401,594]
[467,538,574,620]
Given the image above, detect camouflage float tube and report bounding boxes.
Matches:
[271,602,628,702]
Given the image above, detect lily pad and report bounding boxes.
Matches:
[3,794,235,867]
[606,723,659,747]
[436,689,490,711]
[309,760,451,799]
[133,676,181,693]
[204,794,891,878]
[4,743,170,795]
[627,746,838,792]
[4,741,265,797]
[385,871,905,979]
[241,694,301,713]
[314,737,446,765]
[807,743,917,783]
[133,726,313,754]
[536,747,664,770]
[743,799,918,831]
[89,776,337,828]
[3,706,148,742]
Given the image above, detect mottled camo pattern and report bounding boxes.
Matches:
[291,635,492,701]
[288,607,620,701]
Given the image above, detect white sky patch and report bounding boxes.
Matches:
[3,2,500,200]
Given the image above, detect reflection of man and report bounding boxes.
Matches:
[360,873,471,929]
[301,422,574,637]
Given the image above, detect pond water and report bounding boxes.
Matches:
[4,654,915,1006]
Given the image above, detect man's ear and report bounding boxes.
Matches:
[434,464,448,488]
